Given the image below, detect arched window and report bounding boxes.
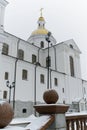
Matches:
[2,43,9,55]
[70,56,74,76]
[54,78,58,86]
[32,54,37,64]
[18,49,24,60]
[46,56,51,67]
[40,41,44,48]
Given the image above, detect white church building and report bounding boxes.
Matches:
[0,0,87,117]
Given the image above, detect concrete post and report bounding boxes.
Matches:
[34,104,69,130]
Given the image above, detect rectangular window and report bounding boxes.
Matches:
[40,74,44,84]
[62,88,64,93]
[40,41,44,48]
[46,56,51,67]
[18,49,24,60]
[54,78,58,86]
[32,54,37,64]
[63,100,65,104]
[22,108,27,113]
[5,72,9,80]
[2,43,9,55]
[22,69,28,80]
[3,91,7,99]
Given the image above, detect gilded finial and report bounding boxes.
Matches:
[40,8,43,17]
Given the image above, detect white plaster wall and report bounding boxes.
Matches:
[40,47,56,69]
[51,71,66,103]
[82,80,87,100]
[36,67,47,103]
[65,76,83,104]
[15,62,35,101]
[74,53,81,78]
[4,33,18,57]
[56,47,65,73]
[0,0,8,31]
[0,55,15,100]
[28,35,56,48]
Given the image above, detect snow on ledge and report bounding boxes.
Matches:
[66,111,87,117]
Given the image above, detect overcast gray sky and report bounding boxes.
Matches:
[4,0,87,80]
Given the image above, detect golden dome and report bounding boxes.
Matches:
[38,16,45,21]
[31,28,48,35]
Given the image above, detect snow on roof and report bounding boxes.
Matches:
[25,115,53,130]
[10,114,36,125]
[0,126,25,130]
[0,115,54,130]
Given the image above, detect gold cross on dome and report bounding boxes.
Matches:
[40,8,43,17]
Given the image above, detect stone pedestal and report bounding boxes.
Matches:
[34,104,69,130]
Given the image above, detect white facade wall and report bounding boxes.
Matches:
[35,67,48,103]
[51,71,65,103]
[28,34,56,48]
[82,80,87,99]
[15,62,35,101]
[0,32,85,106]
[56,48,65,73]
[0,55,15,100]
[0,0,8,31]
[65,76,83,103]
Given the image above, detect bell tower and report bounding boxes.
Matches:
[0,0,8,32]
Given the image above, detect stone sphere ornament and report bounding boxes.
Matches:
[43,89,59,104]
[0,101,14,128]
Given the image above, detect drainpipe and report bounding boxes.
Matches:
[13,39,20,110]
[38,47,42,63]
[34,65,37,105]
[49,45,57,89]
[46,32,51,89]
[34,65,37,116]
[34,63,41,115]
[53,46,57,71]
[50,69,52,89]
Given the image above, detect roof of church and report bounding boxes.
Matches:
[38,16,45,21]
[31,9,49,36]
[31,28,48,35]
